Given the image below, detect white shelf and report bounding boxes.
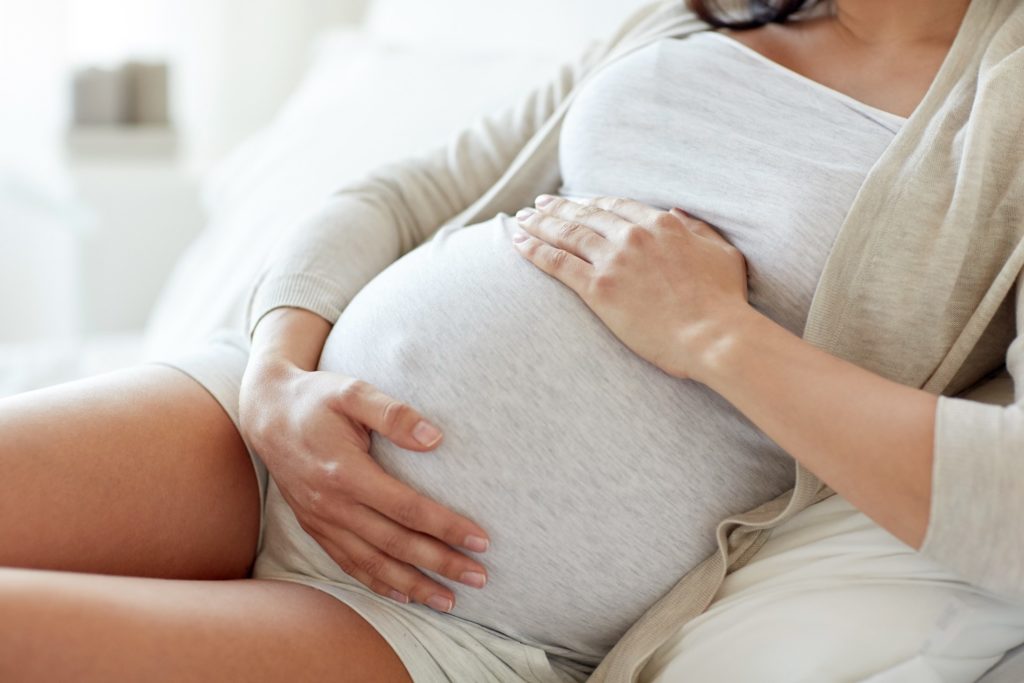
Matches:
[65,125,178,160]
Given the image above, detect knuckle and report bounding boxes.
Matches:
[608,197,629,214]
[380,399,411,432]
[392,499,424,529]
[331,502,355,527]
[320,461,355,495]
[544,197,565,213]
[546,248,569,269]
[435,554,463,580]
[334,378,366,412]
[379,531,409,559]
[653,212,678,230]
[328,469,352,494]
[575,204,601,221]
[591,272,618,296]
[623,225,649,246]
[333,552,358,577]
[357,550,389,579]
[438,520,463,547]
[305,488,325,515]
[556,221,584,243]
[411,581,446,606]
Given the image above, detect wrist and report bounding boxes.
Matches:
[249,306,332,373]
[243,352,302,388]
[679,305,766,386]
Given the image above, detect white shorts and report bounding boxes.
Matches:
[152,328,584,683]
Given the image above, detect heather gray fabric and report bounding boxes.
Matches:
[158,32,907,681]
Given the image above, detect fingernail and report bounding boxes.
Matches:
[511,231,529,243]
[463,534,489,552]
[388,589,409,604]
[412,420,442,446]
[516,208,535,221]
[460,571,487,588]
[535,194,556,208]
[427,595,453,613]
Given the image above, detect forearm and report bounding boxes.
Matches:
[690,307,939,549]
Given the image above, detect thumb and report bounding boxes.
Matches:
[331,379,443,451]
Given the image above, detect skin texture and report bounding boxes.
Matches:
[0,0,972,678]
[719,0,971,120]
[0,568,411,683]
[0,366,410,681]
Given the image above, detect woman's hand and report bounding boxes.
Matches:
[239,311,490,613]
[511,195,753,382]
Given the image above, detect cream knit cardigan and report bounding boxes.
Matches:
[244,0,1024,679]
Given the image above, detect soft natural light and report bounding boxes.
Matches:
[66,0,180,67]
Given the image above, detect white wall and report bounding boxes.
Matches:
[0,0,81,343]
[0,0,367,343]
[176,0,371,168]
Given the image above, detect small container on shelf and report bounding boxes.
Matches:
[66,61,176,160]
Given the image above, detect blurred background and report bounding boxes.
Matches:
[0,0,651,395]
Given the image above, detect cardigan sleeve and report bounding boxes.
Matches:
[920,269,1024,604]
[241,39,614,340]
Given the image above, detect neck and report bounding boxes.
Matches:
[829,0,972,48]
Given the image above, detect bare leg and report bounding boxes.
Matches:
[0,365,259,579]
[0,567,412,682]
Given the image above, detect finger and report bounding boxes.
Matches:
[297,519,409,604]
[329,377,444,452]
[511,231,592,296]
[327,527,458,613]
[345,502,488,589]
[351,458,491,554]
[588,196,667,228]
[333,551,410,605]
[533,194,636,239]
[670,207,730,244]
[514,207,607,263]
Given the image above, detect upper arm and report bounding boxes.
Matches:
[242,36,618,339]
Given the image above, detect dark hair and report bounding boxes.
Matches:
[687,0,828,29]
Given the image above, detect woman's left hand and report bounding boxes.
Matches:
[511,195,753,382]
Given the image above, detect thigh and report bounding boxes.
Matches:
[0,567,411,683]
[0,364,259,580]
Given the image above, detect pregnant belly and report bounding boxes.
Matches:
[309,212,793,664]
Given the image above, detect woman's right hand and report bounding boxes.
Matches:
[239,309,490,613]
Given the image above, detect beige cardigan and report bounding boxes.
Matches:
[244,0,1024,679]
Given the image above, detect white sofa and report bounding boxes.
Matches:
[2,0,1021,679]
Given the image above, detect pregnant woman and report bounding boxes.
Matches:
[2,0,1023,681]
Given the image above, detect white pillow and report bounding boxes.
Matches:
[143,29,564,357]
[639,495,1024,683]
[640,371,1023,683]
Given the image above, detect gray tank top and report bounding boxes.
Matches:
[316,30,905,670]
